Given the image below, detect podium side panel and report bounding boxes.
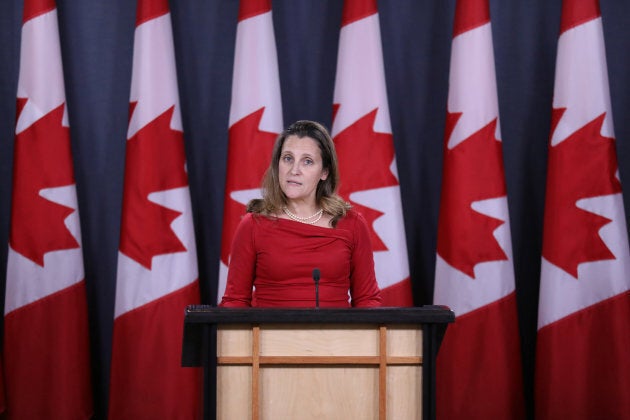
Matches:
[387,326,423,419]
[260,366,378,420]
[388,365,422,420]
[217,365,251,420]
[260,325,378,356]
[218,326,252,356]
[387,326,423,357]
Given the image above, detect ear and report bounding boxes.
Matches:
[320,168,329,181]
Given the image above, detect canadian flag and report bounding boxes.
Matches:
[3,0,93,418]
[535,0,630,418]
[332,0,412,306]
[108,0,202,417]
[433,0,525,418]
[218,0,283,302]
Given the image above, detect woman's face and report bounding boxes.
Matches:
[278,135,328,207]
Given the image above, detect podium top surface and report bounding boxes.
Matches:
[183,305,455,325]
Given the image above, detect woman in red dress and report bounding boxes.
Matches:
[219,120,382,308]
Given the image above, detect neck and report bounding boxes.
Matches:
[285,203,319,216]
[282,204,323,224]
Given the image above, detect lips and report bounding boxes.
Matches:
[287,180,302,186]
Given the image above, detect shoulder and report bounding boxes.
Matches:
[234,212,264,234]
[336,209,373,250]
[233,212,275,247]
[240,212,256,225]
[240,212,279,228]
[232,213,256,238]
[336,208,368,230]
[341,208,364,222]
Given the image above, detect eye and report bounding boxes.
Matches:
[282,155,293,163]
[304,158,314,165]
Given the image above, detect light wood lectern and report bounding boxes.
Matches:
[182,306,454,420]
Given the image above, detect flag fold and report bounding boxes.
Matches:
[433,0,525,418]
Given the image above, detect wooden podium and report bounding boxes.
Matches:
[182,306,454,420]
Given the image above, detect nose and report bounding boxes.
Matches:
[290,161,301,175]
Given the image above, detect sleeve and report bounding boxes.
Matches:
[349,212,382,307]
[219,213,256,307]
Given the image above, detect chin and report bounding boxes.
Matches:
[282,189,301,199]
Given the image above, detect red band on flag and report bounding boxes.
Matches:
[109,282,202,418]
[560,0,601,34]
[136,0,170,27]
[23,0,56,23]
[380,278,414,307]
[437,293,525,419]
[452,0,490,37]
[341,0,377,27]
[536,292,630,419]
[4,282,93,418]
[238,0,271,22]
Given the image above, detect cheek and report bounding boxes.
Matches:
[311,173,323,187]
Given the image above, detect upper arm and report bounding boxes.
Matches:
[219,214,256,307]
[349,213,382,307]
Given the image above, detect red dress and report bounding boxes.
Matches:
[219,209,382,308]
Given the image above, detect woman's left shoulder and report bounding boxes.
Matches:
[337,208,367,228]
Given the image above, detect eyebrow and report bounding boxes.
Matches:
[281,150,315,159]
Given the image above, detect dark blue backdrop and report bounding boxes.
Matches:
[1,1,629,418]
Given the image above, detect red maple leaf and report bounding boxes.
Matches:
[333,109,400,250]
[542,110,620,278]
[119,106,189,269]
[10,101,79,266]
[221,108,277,263]
[437,112,508,278]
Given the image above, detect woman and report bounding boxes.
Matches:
[219,120,382,308]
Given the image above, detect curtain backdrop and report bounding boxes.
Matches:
[1,0,629,418]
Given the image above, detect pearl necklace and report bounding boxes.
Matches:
[282,207,323,225]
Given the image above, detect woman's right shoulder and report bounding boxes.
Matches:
[232,212,257,235]
[241,211,276,226]
[242,212,255,222]
[232,212,265,245]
